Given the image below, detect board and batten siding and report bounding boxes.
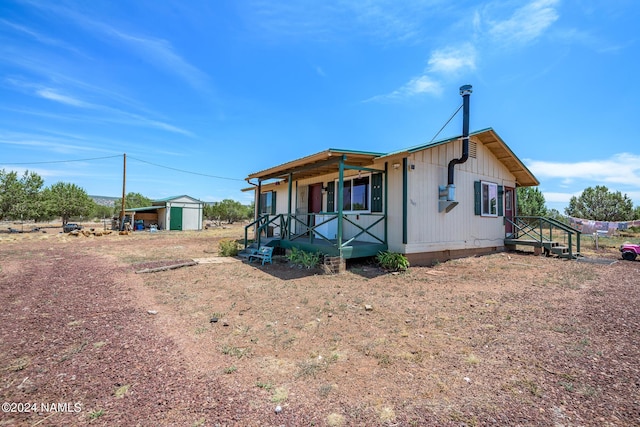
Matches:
[381,159,405,251]
[400,135,515,255]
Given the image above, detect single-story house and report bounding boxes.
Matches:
[243,86,580,267]
[124,195,204,231]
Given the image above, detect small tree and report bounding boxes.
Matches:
[113,192,153,215]
[206,199,252,224]
[0,169,45,221]
[42,182,94,225]
[546,208,568,224]
[516,187,547,217]
[92,204,114,220]
[565,185,634,221]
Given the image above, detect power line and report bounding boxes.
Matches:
[127,155,245,182]
[2,154,122,165]
[2,153,246,182]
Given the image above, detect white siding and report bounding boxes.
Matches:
[158,196,203,231]
[403,136,515,254]
[384,159,405,252]
[157,208,167,230]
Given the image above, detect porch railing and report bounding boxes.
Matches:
[244,214,287,249]
[505,216,582,258]
[244,212,385,252]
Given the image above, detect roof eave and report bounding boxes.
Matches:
[246,148,384,182]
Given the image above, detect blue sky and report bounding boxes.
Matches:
[1,0,638,213]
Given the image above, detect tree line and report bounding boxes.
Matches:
[518,185,640,222]
[0,169,98,225]
[0,169,254,225]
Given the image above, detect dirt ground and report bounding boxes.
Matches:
[1,223,639,426]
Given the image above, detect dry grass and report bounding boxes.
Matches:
[2,222,639,425]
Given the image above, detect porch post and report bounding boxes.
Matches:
[402,157,408,244]
[287,173,293,239]
[384,162,388,245]
[256,180,262,243]
[337,155,345,255]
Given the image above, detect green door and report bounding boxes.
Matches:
[170,207,183,230]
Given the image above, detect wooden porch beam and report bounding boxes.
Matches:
[343,165,385,174]
[257,156,345,181]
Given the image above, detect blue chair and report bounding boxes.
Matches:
[248,246,274,265]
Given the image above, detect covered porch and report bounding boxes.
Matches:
[244,149,389,260]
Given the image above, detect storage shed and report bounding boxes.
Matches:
[124,195,204,231]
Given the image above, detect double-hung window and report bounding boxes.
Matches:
[481,181,498,217]
[259,191,276,215]
[340,176,369,212]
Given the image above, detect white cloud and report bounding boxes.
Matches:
[23,84,195,137]
[427,44,476,74]
[0,18,84,55]
[553,28,625,53]
[0,131,105,154]
[527,152,640,208]
[542,191,578,203]
[107,29,209,91]
[403,75,443,96]
[36,89,89,107]
[364,75,443,102]
[526,153,640,185]
[245,0,450,43]
[484,0,559,46]
[366,43,474,102]
[20,2,209,91]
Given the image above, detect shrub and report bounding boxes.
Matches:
[219,239,240,256]
[287,247,322,269]
[376,251,410,272]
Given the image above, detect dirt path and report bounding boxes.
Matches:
[0,244,297,426]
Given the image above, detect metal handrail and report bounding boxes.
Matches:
[505,216,581,258]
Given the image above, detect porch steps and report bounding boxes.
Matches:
[504,238,576,259]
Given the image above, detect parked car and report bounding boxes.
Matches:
[619,242,640,261]
[63,223,83,233]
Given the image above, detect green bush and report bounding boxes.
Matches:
[286,247,322,269]
[219,239,240,257]
[376,251,410,272]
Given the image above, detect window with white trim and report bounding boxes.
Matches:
[337,176,370,212]
[481,181,498,216]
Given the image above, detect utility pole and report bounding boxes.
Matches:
[120,153,126,230]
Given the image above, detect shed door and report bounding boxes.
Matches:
[170,207,183,230]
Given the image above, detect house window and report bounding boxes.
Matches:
[481,181,498,217]
[260,191,276,215]
[337,176,369,212]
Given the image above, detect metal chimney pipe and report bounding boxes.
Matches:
[447,84,472,186]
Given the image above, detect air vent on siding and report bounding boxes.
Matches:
[469,141,477,159]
